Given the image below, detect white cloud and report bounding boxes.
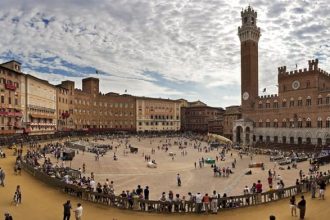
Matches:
[0,0,329,107]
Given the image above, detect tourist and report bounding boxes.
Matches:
[289,196,297,217]
[0,167,5,187]
[74,203,83,220]
[310,179,317,198]
[63,200,72,220]
[136,185,143,195]
[177,174,181,186]
[195,192,203,213]
[144,186,149,200]
[4,212,13,220]
[203,193,210,213]
[82,163,86,174]
[173,194,181,212]
[15,185,22,204]
[210,190,218,214]
[297,195,306,219]
[319,179,326,200]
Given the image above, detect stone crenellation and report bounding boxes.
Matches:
[278,59,329,79]
[257,94,278,100]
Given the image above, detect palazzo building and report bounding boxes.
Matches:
[0,61,24,135]
[58,78,136,132]
[24,74,57,135]
[181,105,224,134]
[233,6,330,146]
[136,97,182,132]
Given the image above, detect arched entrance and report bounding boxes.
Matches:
[245,127,251,145]
[236,126,243,144]
[298,137,302,145]
[306,137,311,144]
[325,134,330,146]
[282,136,287,144]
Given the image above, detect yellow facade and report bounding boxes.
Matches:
[136,97,182,132]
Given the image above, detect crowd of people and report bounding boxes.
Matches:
[1,132,330,219]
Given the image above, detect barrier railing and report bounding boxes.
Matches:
[21,160,330,214]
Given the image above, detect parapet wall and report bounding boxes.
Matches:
[278,59,330,79]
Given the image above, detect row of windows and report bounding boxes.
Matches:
[257,118,330,128]
[73,109,134,116]
[0,96,19,105]
[0,69,20,78]
[258,96,330,109]
[80,125,134,129]
[138,121,176,126]
[185,111,221,116]
[75,120,134,125]
[74,100,134,108]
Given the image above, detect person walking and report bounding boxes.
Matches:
[177,174,181,187]
[0,167,5,187]
[63,200,72,220]
[15,185,22,204]
[4,212,13,220]
[297,195,306,219]
[289,196,297,217]
[319,180,326,200]
[74,203,83,220]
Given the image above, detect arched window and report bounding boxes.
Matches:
[306,96,312,106]
[298,118,303,128]
[306,117,312,128]
[317,117,323,128]
[318,95,323,105]
[289,118,294,128]
[273,100,278,108]
[282,119,287,128]
[266,119,270,127]
[326,94,330,105]
[282,99,287,107]
[326,117,330,128]
[298,97,303,106]
[273,119,278,128]
[258,119,263,127]
[266,100,270,108]
[290,97,294,107]
[258,101,263,109]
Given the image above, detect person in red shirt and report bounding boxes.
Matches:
[256,180,263,193]
[256,180,263,203]
[268,176,273,187]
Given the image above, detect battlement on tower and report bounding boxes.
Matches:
[278,59,330,79]
[241,6,257,18]
[257,94,278,100]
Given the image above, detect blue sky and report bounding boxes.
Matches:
[0,0,329,107]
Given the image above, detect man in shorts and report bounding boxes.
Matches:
[319,180,326,200]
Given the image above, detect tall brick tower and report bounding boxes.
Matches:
[238,6,261,110]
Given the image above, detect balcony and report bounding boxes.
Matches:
[7,111,23,117]
[5,83,16,91]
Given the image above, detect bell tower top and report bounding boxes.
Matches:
[238,6,261,42]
